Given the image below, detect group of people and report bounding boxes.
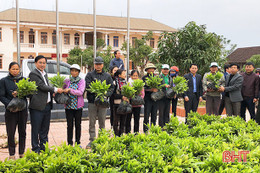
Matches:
[0,51,259,160]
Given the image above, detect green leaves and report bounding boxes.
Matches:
[132,79,145,95]
[16,78,38,99]
[206,71,223,89]
[145,73,164,89]
[121,84,136,99]
[172,76,188,94]
[87,80,111,102]
[48,73,66,88]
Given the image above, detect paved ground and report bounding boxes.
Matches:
[0,116,185,161]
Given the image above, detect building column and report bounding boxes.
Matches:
[82,33,85,48]
[105,33,108,49]
[35,30,39,55]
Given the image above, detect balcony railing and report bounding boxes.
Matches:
[40,44,57,48]
[20,43,35,48]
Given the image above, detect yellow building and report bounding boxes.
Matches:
[0,8,176,71]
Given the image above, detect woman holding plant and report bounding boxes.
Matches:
[109,66,119,127]
[0,62,28,159]
[125,70,145,134]
[112,69,129,136]
[158,64,173,128]
[63,64,85,146]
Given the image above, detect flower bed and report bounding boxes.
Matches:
[0,112,259,172]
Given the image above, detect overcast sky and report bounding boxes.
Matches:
[1,0,259,48]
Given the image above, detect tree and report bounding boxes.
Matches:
[68,45,113,72]
[122,32,153,76]
[247,54,260,68]
[156,21,236,75]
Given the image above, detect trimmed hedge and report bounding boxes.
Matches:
[0,112,259,172]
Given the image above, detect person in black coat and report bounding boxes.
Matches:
[183,64,203,122]
[0,62,28,159]
[29,55,63,153]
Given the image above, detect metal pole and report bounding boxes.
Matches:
[16,0,20,65]
[126,0,130,80]
[56,0,60,73]
[93,0,97,62]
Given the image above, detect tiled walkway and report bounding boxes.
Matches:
[0,116,185,161]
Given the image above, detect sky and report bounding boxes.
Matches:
[1,0,259,48]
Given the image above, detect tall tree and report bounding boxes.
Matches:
[122,32,153,76]
[156,21,236,75]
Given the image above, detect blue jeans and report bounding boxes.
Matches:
[30,103,51,153]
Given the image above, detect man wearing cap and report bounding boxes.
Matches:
[158,64,173,127]
[109,50,125,70]
[29,55,63,153]
[85,56,114,148]
[183,64,203,121]
[142,63,158,132]
[202,62,225,115]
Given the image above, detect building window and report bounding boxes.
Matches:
[150,38,155,48]
[20,31,24,43]
[113,36,119,47]
[0,55,2,69]
[132,37,137,48]
[64,33,70,45]
[41,32,48,44]
[74,33,80,45]
[0,28,2,41]
[29,29,35,44]
[52,30,56,45]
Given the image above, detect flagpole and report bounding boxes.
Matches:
[16,0,20,65]
[93,0,97,62]
[56,0,60,73]
[126,0,130,80]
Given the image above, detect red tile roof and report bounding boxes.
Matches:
[227,46,260,63]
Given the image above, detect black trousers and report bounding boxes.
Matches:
[5,109,28,156]
[125,107,141,133]
[256,103,260,125]
[218,95,225,115]
[158,98,171,128]
[241,98,255,120]
[65,109,82,145]
[172,97,178,117]
[113,105,127,136]
[184,93,199,121]
[30,103,51,153]
[143,97,158,132]
[109,98,114,127]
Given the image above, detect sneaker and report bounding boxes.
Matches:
[79,145,82,149]
[86,142,92,149]
[8,155,16,160]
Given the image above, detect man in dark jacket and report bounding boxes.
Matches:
[85,56,114,148]
[240,62,259,121]
[142,63,158,132]
[218,63,243,117]
[109,50,125,70]
[183,64,203,121]
[158,64,173,127]
[29,55,63,153]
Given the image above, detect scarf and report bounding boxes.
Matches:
[70,76,81,83]
[8,73,23,81]
[116,77,126,91]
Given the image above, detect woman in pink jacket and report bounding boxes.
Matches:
[125,70,145,134]
[63,64,85,146]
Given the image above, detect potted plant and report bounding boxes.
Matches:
[117,84,136,114]
[131,79,145,105]
[49,73,69,104]
[7,78,37,112]
[145,73,165,102]
[87,80,111,108]
[206,71,223,91]
[166,76,188,99]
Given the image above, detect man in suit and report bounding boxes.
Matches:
[218,63,243,117]
[29,55,63,153]
[184,64,203,122]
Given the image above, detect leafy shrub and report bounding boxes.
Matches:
[48,73,66,88]
[1,113,260,172]
[87,80,111,102]
[145,73,164,89]
[172,76,188,95]
[16,78,38,98]
[206,71,223,89]
[132,79,145,96]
